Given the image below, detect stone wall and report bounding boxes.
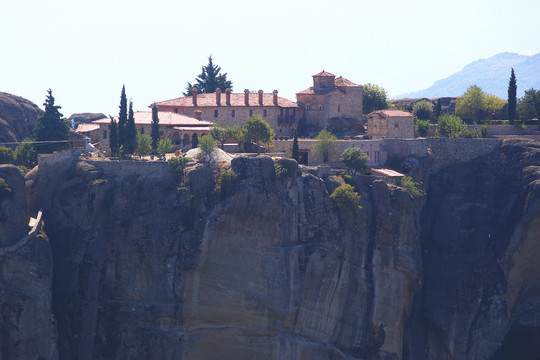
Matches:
[84,158,169,177]
[38,149,82,167]
[427,124,540,137]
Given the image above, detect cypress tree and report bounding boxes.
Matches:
[125,100,137,154]
[151,104,160,149]
[34,89,69,153]
[109,117,119,154]
[292,128,299,161]
[118,85,128,146]
[508,68,517,124]
[435,98,442,120]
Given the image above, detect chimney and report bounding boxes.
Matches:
[216,88,221,106]
[195,110,202,120]
[273,90,278,106]
[258,90,264,106]
[192,87,198,106]
[244,89,249,106]
[226,88,231,106]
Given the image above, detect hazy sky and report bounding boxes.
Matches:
[2,0,539,117]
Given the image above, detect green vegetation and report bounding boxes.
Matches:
[0,147,15,164]
[435,98,442,119]
[340,147,369,175]
[34,89,69,153]
[479,124,489,138]
[437,113,466,138]
[168,156,191,173]
[455,85,504,122]
[330,184,361,213]
[362,83,388,114]
[157,137,173,156]
[210,122,241,149]
[184,55,233,96]
[312,130,337,163]
[274,162,294,180]
[400,176,425,198]
[416,119,430,137]
[517,88,540,120]
[109,118,119,154]
[336,170,356,187]
[292,128,299,162]
[214,169,238,198]
[118,85,127,148]
[124,100,138,154]
[0,178,12,202]
[136,134,152,156]
[241,115,275,154]
[508,68,517,124]
[412,100,433,120]
[197,135,216,159]
[15,138,37,167]
[151,104,160,149]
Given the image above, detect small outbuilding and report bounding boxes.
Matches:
[367,110,414,139]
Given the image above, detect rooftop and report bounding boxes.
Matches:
[93,111,212,126]
[313,70,335,77]
[152,92,298,108]
[75,123,100,133]
[368,110,414,117]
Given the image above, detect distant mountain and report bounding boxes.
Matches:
[400,52,540,99]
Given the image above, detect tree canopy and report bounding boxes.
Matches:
[198,135,216,159]
[118,85,128,147]
[362,83,388,114]
[108,117,119,154]
[210,122,241,149]
[508,68,517,124]
[340,148,369,174]
[124,100,138,154]
[437,113,466,138]
[312,130,337,163]
[455,85,504,122]
[330,184,361,213]
[517,88,540,120]
[34,89,69,153]
[241,115,275,154]
[151,104,160,149]
[412,100,433,120]
[184,55,233,96]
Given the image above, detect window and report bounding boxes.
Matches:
[263,109,267,117]
[214,110,218,118]
[249,109,253,116]
[338,104,341,113]
[103,130,107,139]
[394,123,399,128]
[232,110,235,118]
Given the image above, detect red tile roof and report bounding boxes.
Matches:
[75,123,100,133]
[370,168,406,177]
[313,70,335,77]
[92,111,212,126]
[152,92,298,108]
[368,110,414,117]
[335,76,361,87]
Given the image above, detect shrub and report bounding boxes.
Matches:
[15,139,37,167]
[136,134,152,157]
[400,176,425,198]
[274,163,293,180]
[157,137,173,156]
[340,148,369,175]
[198,135,216,160]
[168,156,192,172]
[0,178,12,202]
[0,147,15,164]
[479,124,489,138]
[330,184,361,213]
[215,169,238,198]
[416,119,430,137]
[312,130,337,163]
[463,130,476,138]
[412,100,433,120]
[336,170,356,187]
[437,113,466,138]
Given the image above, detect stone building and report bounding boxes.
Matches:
[296,70,363,128]
[93,111,212,151]
[367,110,415,139]
[152,89,299,137]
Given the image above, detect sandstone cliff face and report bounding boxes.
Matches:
[0,92,41,143]
[27,154,420,360]
[0,165,28,246]
[404,139,540,359]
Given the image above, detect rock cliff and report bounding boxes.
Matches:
[0,92,42,143]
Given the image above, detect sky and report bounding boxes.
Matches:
[2,0,540,117]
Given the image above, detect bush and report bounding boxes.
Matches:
[136,134,152,156]
[312,130,337,163]
[168,156,192,172]
[412,100,433,120]
[274,163,293,180]
[15,139,37,167]
[0,178,12,202]
[198,135,216,160]
[336,170,356,187]
[0,147,15,164]
[215,169,238,198]
[437,113,466,138]
[340,148,369,174]
[416,119,430,137]
[400,176,425,198]
[157,137,173,156]
[330,184,361,213]
[479,124,489,138]
[463,130,476,138]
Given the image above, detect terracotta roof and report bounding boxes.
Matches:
[368,110,414,117]
[335,76,361,87]
[295,87,344,96]
[370,168,406,177]
[313,70,335,77]
[152,92,298,108]
[75,123,100,133]
[92,111,212,126]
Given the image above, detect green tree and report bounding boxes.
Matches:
[168,156,192,173]
[400,176,425,198]
[340,147,369,175]
[157,137,173,156]
[198,135,216,159]
[210,122,241,149]
[312,130,337,163]
[437,113,466,138]
[412,100,433,120]
[416,119,430,137]
[34,89,69,153]
[435,98,442,119]
[241,115,275,154]
[362,83,388,114]
[214,169,238,198]
[517,88,540,121]
[508,68,517,124]
[184,55,233,95]
[456,85,486,122]
[292,128,299,161]
[485,94,505,119]
[330,184,361,213]
[108,117,119,154]
[124,100,137,154]
[0,147,15,164]
[136,134,152,156]
[151,104,160,149]
[15,138,37,167]
[118,85,127,147]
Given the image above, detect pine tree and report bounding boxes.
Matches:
[34,89,69,153]
[184,55,233,95]
[292,128,299,161]
[151,104,160,149]
[109,117,119,154]
[125,100,137,154]
[118,85,128,146]
[508,68,517,124]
